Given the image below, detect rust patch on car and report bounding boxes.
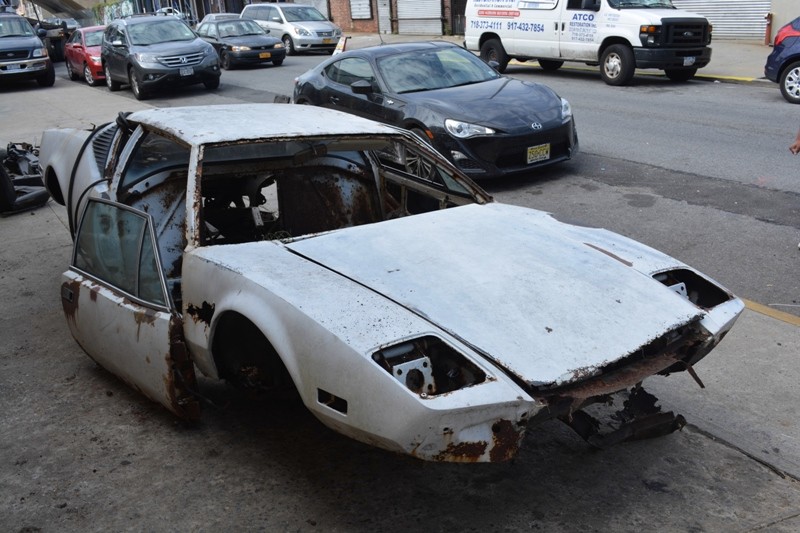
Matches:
[134,308,157,327]
[61,280,81,321]
[489,419,523,462]
[186,301,215,327]
[432,440,488,462]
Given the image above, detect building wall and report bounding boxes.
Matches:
[330,0,379,32]
[769,0,796,44]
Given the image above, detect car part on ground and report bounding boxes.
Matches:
[38,104,742,463]
[0,142,50,215]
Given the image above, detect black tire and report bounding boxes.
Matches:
[538,59,564,71]
[128,68,148,100]
[272,58,283,67]
[66,59,79,80]
[220,50,232,70]
[600,44,635,86]
[105,64,120,91]
[204,76,220,90]
[36,63,55,87]
[282,35,295,56]
[779,61,800,104]
[84,63,99,86]
[665,68,697,82]
[0,162,15,213]
[479,38,509,73]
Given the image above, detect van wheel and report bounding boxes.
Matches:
[538,59,564,71]
[665,68,697,82]
[779,61,800,104]
[480,38,509,73]
[600,44,635,86]
[282,35,295,56]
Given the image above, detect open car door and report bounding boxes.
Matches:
[61,198,200,419]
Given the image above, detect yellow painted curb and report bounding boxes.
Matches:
[744,298,800,327]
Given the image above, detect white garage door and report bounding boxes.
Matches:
[672,0,770,40]
[397,0,442,35]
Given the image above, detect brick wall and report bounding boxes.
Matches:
[330,0,379,33]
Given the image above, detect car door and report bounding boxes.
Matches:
[558,0,600,61]
[61,198,200,419]
[64,30,81,73]
[197,22,221,53]
[105,25,129,79]
[319,57,392,122]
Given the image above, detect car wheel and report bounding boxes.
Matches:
[282,35,295,56]
[220,50,232,70]
[779,61,800,104]
[600,44,635,86]
[36,63,56,87]
[537,59,563,71]
[105,64,120,91]
[204,76,220,90]
[272,58,283,67]
[479,38,509,73]
[0,161,15,213]
[128,68,148,100]
[665,68,697,82]
[66,60,79,80]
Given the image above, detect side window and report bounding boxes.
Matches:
[67,31,80,44]
[334,57,377,88]
[74,200,167,307]
[196,24,207,36]
[119,131,190,193]
[207,24,218,38]
[266,6,278,21]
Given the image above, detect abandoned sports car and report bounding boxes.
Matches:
[38,104,743,462]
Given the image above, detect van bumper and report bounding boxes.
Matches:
[634,46,712,70]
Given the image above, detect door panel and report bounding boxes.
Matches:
[62,199,199,419]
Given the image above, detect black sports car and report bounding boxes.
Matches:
[196,18,285,69]
[293,41,578,178]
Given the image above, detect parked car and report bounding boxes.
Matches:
[294,41,578,179]
[240,2,341,55]
[101,15,220,100]
[38,103,743,462]
[154,7,186,20]
[198,12,241,24]
[64,25,105,86]
[0,11,55,87]
[765,15,800,104]
[196,18,285,69]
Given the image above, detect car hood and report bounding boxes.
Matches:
[223,35,280,47]
[402,77,562,131]
[292,21,339,32]
[0,35,43,51]
[284,203,703,388]
[138,38,210,55]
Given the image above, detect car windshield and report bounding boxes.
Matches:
[84,30,103,46]
[218,19,264,37]
[377,46,500,94]
[607,0,675,7]
[0,17,35,38]
[128,19,195,45]
[282,6,327,22]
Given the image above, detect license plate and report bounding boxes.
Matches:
[527,143,550,164]
[179,66,194,77]
[322,38,332,44]
[259,52,271,59]
[683,56,696,66]
[6,64,21,71]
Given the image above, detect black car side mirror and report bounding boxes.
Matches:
[351,79,374,94]
[36,28,47,38]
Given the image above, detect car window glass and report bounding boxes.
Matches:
[282,6,326,22]
[74,200,166,307]
[85,30,103,47]
[67,31,80,44]
[120,132,190,193]
[0,17,35,37]
[196,23,208,36]
[330,57,377,88]
[128,20,195,45]
[378,47,498,93]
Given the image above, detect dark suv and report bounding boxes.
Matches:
[0,12,55,87]
[101,15,220,100]
[765,16,800,104]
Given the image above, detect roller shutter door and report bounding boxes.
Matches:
[378,0,391,33]
[397,0,442,35]
[672,0,770,40]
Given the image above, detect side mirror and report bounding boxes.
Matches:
[37,28,47,38]
[350,79,374,94]
[488,60,500,71]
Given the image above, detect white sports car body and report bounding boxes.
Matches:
[40,104,743,462]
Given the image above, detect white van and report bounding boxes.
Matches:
[464,0,712,85]
[240,3,342,55]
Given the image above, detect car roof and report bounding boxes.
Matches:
[80,25,106,32]
[338,40,460,59]
[127,104,402,146]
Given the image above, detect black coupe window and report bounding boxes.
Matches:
[377,47,500,94]
[325,57,376,87]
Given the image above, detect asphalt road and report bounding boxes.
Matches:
[1,55,799,532]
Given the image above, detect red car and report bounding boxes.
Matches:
[64,25,106,86]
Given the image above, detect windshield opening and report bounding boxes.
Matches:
[0,17,35,38]
[218,19,263,38]
[85,30,103,47]
[282,6,327,22]
[128,20,196,45]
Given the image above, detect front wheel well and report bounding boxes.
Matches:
[599,38,633,61]
[478,32,501,49]
[211,311,295,393]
